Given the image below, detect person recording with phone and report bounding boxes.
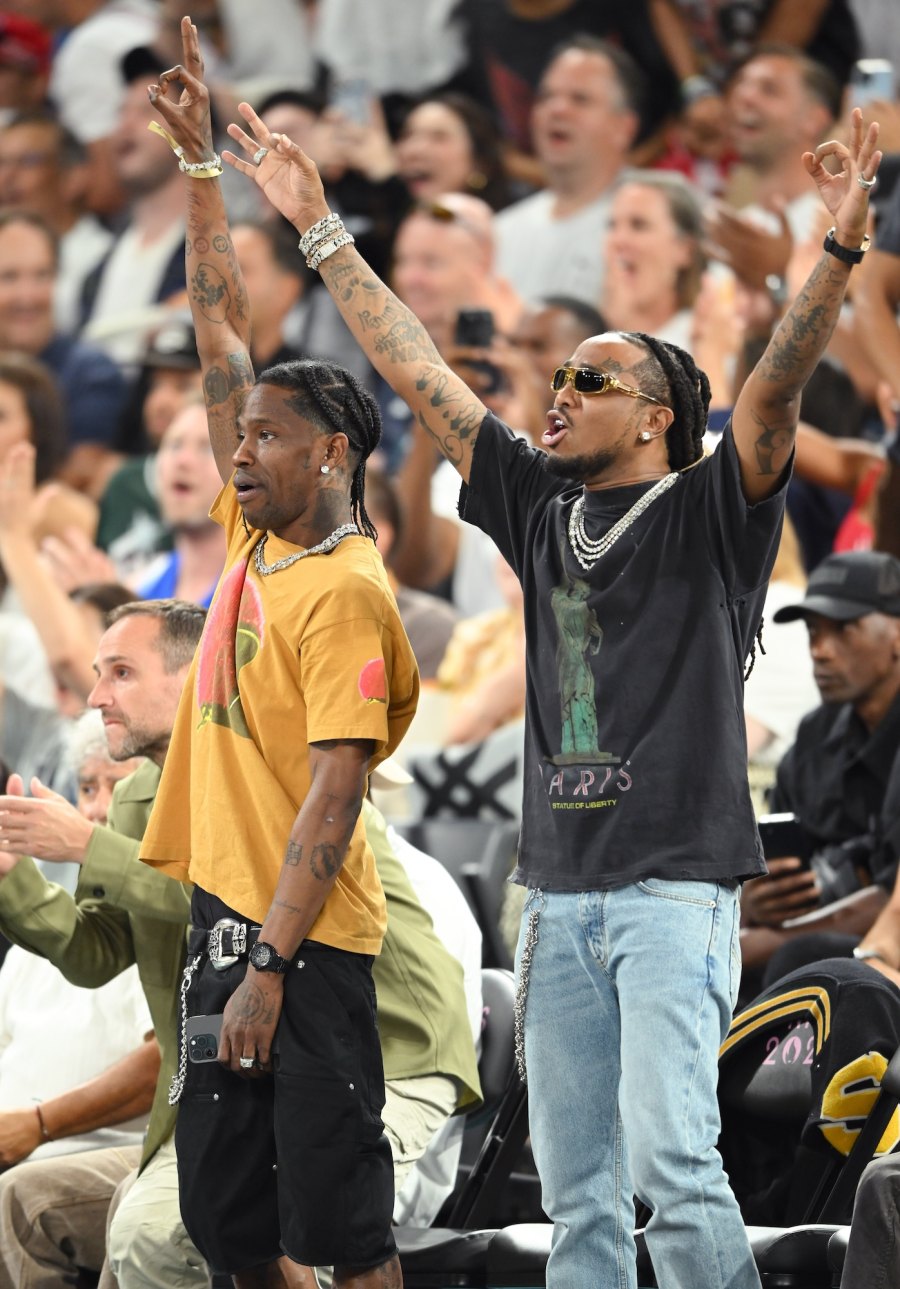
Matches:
[740,551,900,988]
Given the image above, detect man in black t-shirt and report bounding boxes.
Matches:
[227,92,881,1289]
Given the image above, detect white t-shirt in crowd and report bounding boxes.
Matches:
[495,189,612,308]
[745,579,821,768]
[0,948,154,1160]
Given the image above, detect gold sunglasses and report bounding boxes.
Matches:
[550,366,667,407]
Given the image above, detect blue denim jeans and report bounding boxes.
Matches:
[516,880,760,1289]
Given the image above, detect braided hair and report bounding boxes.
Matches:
[619,331,710,471]
[257,359,382,541]
[621,331,765,678]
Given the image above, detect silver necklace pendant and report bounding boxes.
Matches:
[254,523,359,576]
[567,473,679,572]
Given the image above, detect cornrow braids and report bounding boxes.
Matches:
[258,359,382,541]
[621,332,711,472]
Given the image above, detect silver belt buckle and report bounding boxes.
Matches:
[207,918,246,971]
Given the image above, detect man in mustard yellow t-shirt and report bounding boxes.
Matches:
[140,24,418,1287]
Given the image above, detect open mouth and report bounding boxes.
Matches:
[234,477,261,504]
[542,411,569,448]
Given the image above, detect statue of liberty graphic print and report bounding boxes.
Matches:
[550,570,618,765]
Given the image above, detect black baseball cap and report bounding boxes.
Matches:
[121,45,168,85]
[773,551,900,624]
[143,315,200,371]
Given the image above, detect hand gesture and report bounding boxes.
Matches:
[704,200,792,291]
[802,107,881,244]
[39,530,118,594]
[224,106,330,232]
[0,775,94,864]
[147,16,215,164]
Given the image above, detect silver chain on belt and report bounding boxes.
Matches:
[169,953,202,1105]
[513,889,543,1082]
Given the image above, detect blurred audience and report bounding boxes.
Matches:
[366,466,458,682]
[0,109,112,333]
[0,15,52,129]
[494,37,642,307]
[45,0,159,216]
[0,213,126,492]
[437,554,527,747]
[79,46,187,370]
[602,168,707,349]
[395,93,513,211]
[135,401,226,607]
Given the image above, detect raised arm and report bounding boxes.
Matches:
[732,110,880,504]
[222,105,488,484]
[147,18,254,483]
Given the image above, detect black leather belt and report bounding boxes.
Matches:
[188,917,263,971]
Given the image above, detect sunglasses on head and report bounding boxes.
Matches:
[550,366,667,407]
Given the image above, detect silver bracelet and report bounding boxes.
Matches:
[177,152,223,177]
[307,231,355,271]
[299,213,344,257]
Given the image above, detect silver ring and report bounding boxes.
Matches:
[857,173,877,190]
[239,1056,255,1069]
[253,146,269,166]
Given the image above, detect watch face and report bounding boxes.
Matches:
[251,942,286,972]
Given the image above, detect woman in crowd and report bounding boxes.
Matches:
[394,93,513,211]
[601,168,708,350]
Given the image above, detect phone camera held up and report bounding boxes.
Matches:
[454,309,506,396]
[849,59,895,107]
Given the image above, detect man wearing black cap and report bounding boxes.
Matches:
[741,550,900,981]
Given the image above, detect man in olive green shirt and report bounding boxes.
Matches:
[0,599,481,1287]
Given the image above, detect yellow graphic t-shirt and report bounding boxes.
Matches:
[140,482,419,953]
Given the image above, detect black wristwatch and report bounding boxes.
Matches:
[249,940,290,973]
[823,227,870,265]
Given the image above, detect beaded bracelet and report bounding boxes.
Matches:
[298,213,344,257]
[307,231,355,271]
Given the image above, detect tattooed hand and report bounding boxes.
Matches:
[218,970,284,1077]
[802,107,881,244]
[147,18,215,165]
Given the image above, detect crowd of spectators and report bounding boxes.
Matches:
[1,0,900,1284]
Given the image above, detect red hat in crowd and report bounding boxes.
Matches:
[0,15,52,77]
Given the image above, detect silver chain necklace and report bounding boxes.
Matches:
[254,523,359,576]
[567,473,679,571]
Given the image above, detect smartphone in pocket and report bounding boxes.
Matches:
[186,1013,223,1063]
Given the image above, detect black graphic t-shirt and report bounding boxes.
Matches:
[461,413,787,890]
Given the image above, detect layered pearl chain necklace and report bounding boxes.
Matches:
[254,524,359,576]
[567,473,679,572]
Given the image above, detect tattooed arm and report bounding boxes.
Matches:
[147,19,254,483]
[217,738,372,1076]
[222,105,488,484]
[732,110,880,504]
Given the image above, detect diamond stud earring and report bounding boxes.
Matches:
[320,464,330,474]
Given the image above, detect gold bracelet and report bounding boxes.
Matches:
[35,1104,53,1141]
